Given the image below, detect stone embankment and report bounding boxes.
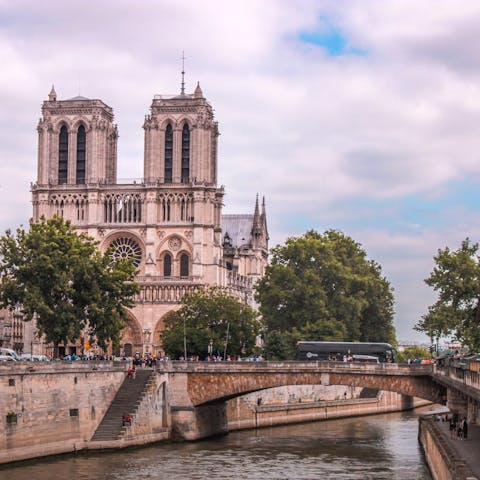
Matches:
[227,387,429,430]
[0,362,169,465]
[419,415,479,480]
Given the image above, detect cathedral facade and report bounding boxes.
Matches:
[31,83,268,356]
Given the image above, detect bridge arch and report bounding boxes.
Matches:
[164,363,446,407]
[163,362,447,441]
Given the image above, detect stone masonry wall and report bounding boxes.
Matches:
[0,362,126,463]
[122,372,169,439]
[227,386,428,431]
[418,415,477,480]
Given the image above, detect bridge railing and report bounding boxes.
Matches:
[434,361,480,392]
[156,360,433,376]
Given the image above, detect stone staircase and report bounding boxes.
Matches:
[91,369,154,441]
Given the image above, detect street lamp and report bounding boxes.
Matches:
[183,317,187,361]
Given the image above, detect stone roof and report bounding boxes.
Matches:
[67,95,90,101]
[221,214,254,248]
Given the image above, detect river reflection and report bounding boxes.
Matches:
[1,408,434,480]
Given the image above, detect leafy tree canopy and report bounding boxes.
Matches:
[396,345,431,363]
[161,286,261,359]
[255,229,396,359]
[0,216,139,354]
[416,238,480,352]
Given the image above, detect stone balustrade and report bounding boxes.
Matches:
[135,278,203,303]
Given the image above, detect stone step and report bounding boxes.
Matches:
[91,369,154,441]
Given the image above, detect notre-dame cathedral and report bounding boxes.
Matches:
[29,82,268,356]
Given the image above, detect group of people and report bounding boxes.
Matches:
[448,415,469,440]
[407,358,433,365]
[204,354,265,362]
[132,354,159,367]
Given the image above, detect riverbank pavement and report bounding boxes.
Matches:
[435,416,480,478]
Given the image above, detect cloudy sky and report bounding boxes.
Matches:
[1,0,480,342]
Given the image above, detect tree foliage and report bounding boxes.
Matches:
[416,238,480,351]
[0,216,139,353]
[255,230,396,359]
[396,345,431,363]
[161,286,261,359]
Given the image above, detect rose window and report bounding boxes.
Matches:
[109,237,142,267]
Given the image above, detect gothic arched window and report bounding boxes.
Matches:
[181,124,190,183]
[164,253,172,277]
[76,125,86,184]
[164,123,173,183]
[180,254,189,277]
[58,125,68,184]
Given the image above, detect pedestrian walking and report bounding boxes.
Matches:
[462,417,468,440]
[449,417,456,439]
[457,421,463,439]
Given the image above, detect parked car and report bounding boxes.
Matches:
[0,354,17,362]
[0,348,20,361]
[19,354,49,362]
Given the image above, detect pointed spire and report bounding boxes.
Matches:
[48,85,57,102]
[181,51,186,95]
[252,194,261,233]
[194,82,203,98]
[261,195,269,243]
[254,193,260,216]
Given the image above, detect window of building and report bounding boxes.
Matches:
[165,123,173,183]
[58,125,68,184]
[164,253,172,277]
[180,254,189,277]
[109,237,142,267]
[181,124,190,183]
[162,198,171,222]
[76,125,86,184]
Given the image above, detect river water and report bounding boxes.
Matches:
[1,408,434,480]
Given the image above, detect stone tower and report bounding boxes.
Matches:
[31,82,268,357]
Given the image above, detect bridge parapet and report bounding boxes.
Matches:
[157,361,433,377]
[433,364,480,403]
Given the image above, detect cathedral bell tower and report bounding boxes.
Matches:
[33,87,118,225]
[36,87,118,187]
[143,82,218,185]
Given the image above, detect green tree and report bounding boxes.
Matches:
[396,345,431,363]
[161,286,261,359]
[417,238,480,351]
[0,216,139,355]
[255,230,396,359]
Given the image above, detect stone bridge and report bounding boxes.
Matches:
[158,361,446,440]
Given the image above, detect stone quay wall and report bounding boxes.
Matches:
[0,362,127,464]
[227,386,430,431]
[418,415,477,480]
